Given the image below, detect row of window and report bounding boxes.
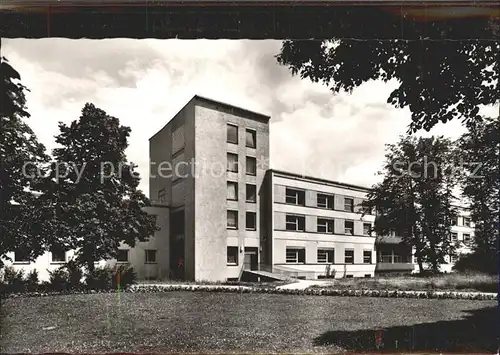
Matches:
[286,248,372,264]
[12,248,67,263]
[284,214,373,236]
[12,249,157,264]
[227,124,257,148]
[227,153,257,175]
[452,216,472,227]
[450,232,472,244]
[226,247,373,265]
[285,187,372,214]
[377,251,412,263]
[227,182,257,202]
[227,210,257,230]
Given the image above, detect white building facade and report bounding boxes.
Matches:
[1,96,475,282]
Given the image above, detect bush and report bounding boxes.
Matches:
[48,267,71,292]
[85,266,112,291]
[25,270,40,292]
[112,263,137,290]
[64,260,84,291]
[2,266,26,293]
[85,264,137,291]
[453,252,499,275]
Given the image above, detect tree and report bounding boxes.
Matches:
[455,117,499,274]
[276,38,499,132]
[37,103,157,271]
[0,56,49,266]
[362,136,457,273]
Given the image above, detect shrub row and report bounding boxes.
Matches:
[126,284,497,301]
[0,262,137,295]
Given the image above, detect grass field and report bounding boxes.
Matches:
[1,292,497,353]
[315,273,498,293]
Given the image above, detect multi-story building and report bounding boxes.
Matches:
[140,95,270,282]
[1,95,475,282]
[261,170,377,279]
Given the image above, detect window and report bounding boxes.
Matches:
[227,153,238,172]
[344,197,354,212]
[51,246,66,263]
[246,212,257,230]
[227,181,238,200]
[345,275,354,278]
[227,246,239,265]
[246,156,257,175]
[452,217,457,226]
[317,194,334,209]
[117,249,129,262]
[344,249,354,264]
[463,234,471,245]
[344,220,354,235]
[145,249,157,264]
[286,248,305,263]
[463,217,471,227]
[285,215,305,231]
[450,255,457,263]
[378,251,392,263]
[389,229,397,237]
[246,184,257,203]
[363,223,372,236]
[394,253,408,263]
[246,129,256,148]
[14,250,30,263]
[227,210,238,229]
[317,249,334,263]
[317,218,334,234]
[451,232,458,241]
[227,124,238,144]
[363,250,372,264]
[285,188,305,205]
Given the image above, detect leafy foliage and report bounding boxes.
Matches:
[85,266,113,291]
[85,264,137,291]
[362,136,457,272]
[25,269,40,292]
[0,57,49,266]
[47,267,72,292]
[1,266,26,293]
[36,103,158,270]
[453,253,498,276]
[112,263,137,289]
[46,262,85,292]
[64,260,84,290]
[276,39,499,132]
[455,117,500,274]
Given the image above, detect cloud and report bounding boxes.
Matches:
[3,39,496,196]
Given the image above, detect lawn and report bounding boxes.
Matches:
[315,273,499,293]
[1,292,497,353]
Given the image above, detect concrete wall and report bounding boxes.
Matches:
[192,99,270,282]
[132,206,170,280]
[147,99,196,280]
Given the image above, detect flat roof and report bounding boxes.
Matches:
[269,169,372,192]
[149,94,270,141]
[193,95,271,121]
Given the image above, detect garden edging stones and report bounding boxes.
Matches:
[3,283,497,300]
[125,284,497,300]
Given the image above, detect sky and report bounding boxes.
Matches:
[3,39,498,196]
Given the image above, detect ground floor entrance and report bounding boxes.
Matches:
[243,247,258,271]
